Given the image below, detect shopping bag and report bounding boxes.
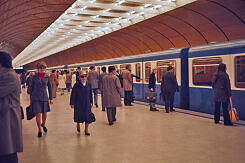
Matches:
[229,98,239,122]
[26,105,35,120]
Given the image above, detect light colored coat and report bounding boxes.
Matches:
[50,73,58,98]
[87,70,99,89]
[121,69,132,91]
[102,73,122,107]
[0,68,23,156]
[58,74,66,89]
[72,74,76,88]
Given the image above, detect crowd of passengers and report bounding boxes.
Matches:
[0,51,233,163]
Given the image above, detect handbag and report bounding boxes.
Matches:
[229,98,239,122]
[26,105,35,120]
[88,112,96,124]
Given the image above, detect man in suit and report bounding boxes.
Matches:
[87,66,99,108]
[149,68,159,111]
[121,65,133,106]
[98,67,108,111]
[161,66,179,113]
[101,66,122,125]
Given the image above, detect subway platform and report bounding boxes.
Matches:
[19,90,245,163]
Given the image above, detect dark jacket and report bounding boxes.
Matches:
[161,72,179,93]
[76,71,80,83]
[212,72,231,102]
[98,72,108,90]
[149,72,156,90]
[28,73,52,101]
[70,82,93,123]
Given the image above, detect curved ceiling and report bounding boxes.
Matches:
[21,0,245,69]
[0,0,75,57]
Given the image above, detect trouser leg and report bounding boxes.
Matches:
[165,92,170,112]
[128,91,132,105]
[106,107,113,123]
[93,89,98,105]
[214,102,221,123]
[222,102,231,125]
[0,153,18,163]
[124,91,128,105]
[170,93,175,111]
[112,107,116,121]
[101,92,105,111]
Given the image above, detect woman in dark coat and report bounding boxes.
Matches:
[28,61,53,138]
[212,63,232,126]
[70,71,93,136]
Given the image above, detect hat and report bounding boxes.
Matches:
[167,65,173,71]
[36,61,47,68]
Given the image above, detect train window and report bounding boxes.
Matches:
[157,61,176,83]
[120,64,130,73]
[135,63,141,82]
[235,56,245,88]
[145,62,151,82]
[192,57,222,86]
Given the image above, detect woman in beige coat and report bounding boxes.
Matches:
[0,52,22,163]
[58,71,66,95]
[50,70,59,98]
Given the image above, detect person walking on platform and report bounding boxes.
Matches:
[0,52,23,163]
[76,67,81,83]
[212,63,232,126]
[50,70,59,98]
[161,66,179,113]
[87,66,99,108]
[149,68,159,111]
[65,71,72,92]
[58,71,66,95]
[28,61,53,138]
[72,72,76,88]
[98,67,108,111]
[102,66,122,125]
[70,71,93,136]
[121,65,133,106]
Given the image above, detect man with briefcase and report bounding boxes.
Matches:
[148,68,159,111]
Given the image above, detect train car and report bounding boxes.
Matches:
[188,40,245,120]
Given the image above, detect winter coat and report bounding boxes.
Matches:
[102,73,122,107]
[87,70,99,89]
[161,72,179,93]
[98,72,108,90]
[70,82,93,123]
[0,68,23,156]
[212,72,231,102]
[58,74,66,89]
[149,72,156,90]
[121,69,132,91]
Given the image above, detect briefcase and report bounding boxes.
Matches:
[145,91,157,101]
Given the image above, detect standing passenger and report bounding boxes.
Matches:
[149,68,159,111]
[65,71,72,92]
[0,51,23,163]
[76,67,81,83]
[28,61,53,138]
[70,71,93,135]
[102,66,122,125]
[121,65,133,106]
[71,72,76,88]
[161,66,179,113]
[212,63,232,126]
[99,67,108,111]
[87,66,99,108]
[58,71,66,95]
[50,70,59,98]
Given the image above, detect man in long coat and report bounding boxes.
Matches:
[0,51,23,163]
[102,66,122,125]
[50,70,59,98]
[98,67,108,111]
[161,66,179,113]
[87,66,99,108]
[121,65,133,106]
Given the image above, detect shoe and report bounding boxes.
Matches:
[41,124,47,132]
[95,104,98,108]
[165,109,169,113]
[113,118,117,122]
[77,128,80,133]
[102,109,105,112]
[150,108,159,111]
[224,123,233,126]
[170,109,176,112]
[37,132,42,138]
[109,122,114,126]
[128,104,133,106]
[85,132,90,136]
[214,122,219,124]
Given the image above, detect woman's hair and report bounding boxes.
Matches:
[0,51,13,68]
[52,70,56,73]
[109,66,115,73]
[218,63,226,72]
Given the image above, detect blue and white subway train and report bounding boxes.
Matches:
[49,40,245,120]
